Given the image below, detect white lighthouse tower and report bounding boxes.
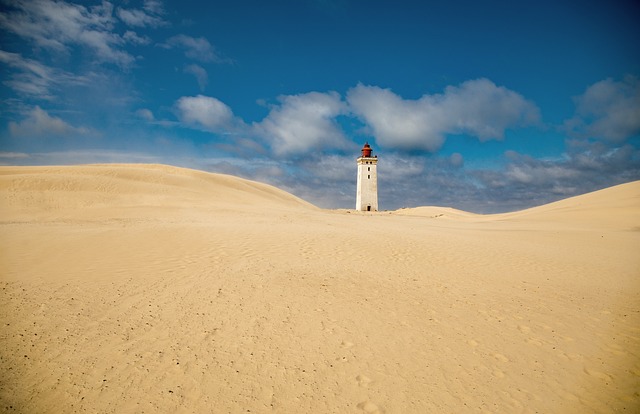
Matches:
[356,142,378,211]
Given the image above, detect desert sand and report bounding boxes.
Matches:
[1,164,639,413]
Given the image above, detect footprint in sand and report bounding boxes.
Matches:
[525,338,543,347]
[341,341,354,349]
[559,390,580,402]
[584,368,612,382]
[467,339,479,347]
[538,323,553,331]
[493,369,505,378]
[492,353,509,362]
[356,374,372,387]
[357,400,384,413]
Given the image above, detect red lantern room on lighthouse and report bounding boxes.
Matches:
[361,142,372,158]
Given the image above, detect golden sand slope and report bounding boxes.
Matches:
[0,164,314,222]
[1,165,639,413]
[395,181,640,229]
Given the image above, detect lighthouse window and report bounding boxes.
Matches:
[368,175,370,179]
[367,167,370,171]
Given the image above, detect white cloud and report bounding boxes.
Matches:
[0,50,90,98]
[8,106,90,137]
[440,79,540,139]
[161,35,225,63]
[117,7,166,28]
[299,154,354,181]
[184,64,208,91]
[469,142,640,211]
[0,0,135,67]
[17,149,166,166]
[566,76,640,142]
[143,0,165,15]
[175,95,235,131]
[136,108,155,121]
[0,50,56,98]
[254,91,349,156]
[450,152,464,167]
[0,152,30,159]
[505,160,579,186]
[123,30,151,45]
[347,79,540,152]
[347,84,446,152]
[377,153,426,181]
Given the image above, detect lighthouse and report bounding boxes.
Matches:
[356,142,378,211]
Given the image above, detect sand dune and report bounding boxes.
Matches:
[393,206,481,221]
[1,165,639,413]
[0,164,314,222]
[395,181,640,230]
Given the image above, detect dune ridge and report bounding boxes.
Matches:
[395,181,640,230]
[1,164,639,413]
[0,164,314,222]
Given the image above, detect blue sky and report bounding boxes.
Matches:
[1,0,639,212]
